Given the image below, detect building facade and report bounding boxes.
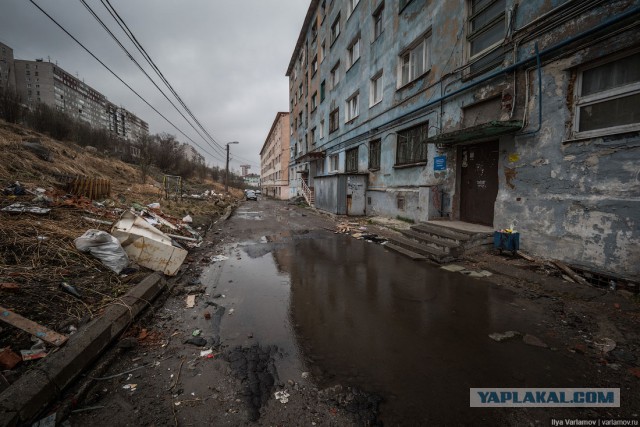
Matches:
[0,41,15,93]
[287,0,640,278]
[260,112,291,199]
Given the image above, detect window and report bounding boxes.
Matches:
[320,40,326,62]
[329,108,340,133]
[331,62,340,88]
[373,3,384,40]
[574,52,640,137]
[396,122,428,165]
[345,92,359,122]
[311,91,318,110]
[298,111,303,127]
[320,119,325,139]
[298,83,303,99]
[348,0,360,17]
[311,20,318,41]
[312,56,318,75]
[346,147,358,172]
[369,139,381,169]
[347,36,361,68]
[311,127,317,145]
[320,80,326,101]
[330,154,339,172]
[398,35,430,87]
[467,0,506,73]
[370,71,383,106]
[331,14,341,45]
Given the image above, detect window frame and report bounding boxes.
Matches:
[397,33,431,88]
[330,14,341,46]
[373,2,385,41]
[573,52,640,139]
[370,71,383,107]
[311,91,318,111]
[395,121,429,166]
[329,153,340,172]
[369,139,381,170]
[347,35,361,69]
[466,0,506,71]
[399,0,413,13]
[329,108,340,133]
[345,147,359,173]
[347,0,361,18]
[331,61,341,88]
[345,91,360,122]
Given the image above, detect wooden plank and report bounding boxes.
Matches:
[516,250,537,262]
[0,306,68,346]
[552,261,590,287]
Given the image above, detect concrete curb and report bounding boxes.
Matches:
[0,272,165,426]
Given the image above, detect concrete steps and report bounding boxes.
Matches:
[386,221,493,263]
[383,242,426,260]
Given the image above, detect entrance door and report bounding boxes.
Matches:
[459,141,499,226]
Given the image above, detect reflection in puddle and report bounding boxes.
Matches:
[205,232,595,424]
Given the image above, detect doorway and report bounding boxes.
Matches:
[458,141,499,226]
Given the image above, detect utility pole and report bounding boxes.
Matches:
[225,141,239,193]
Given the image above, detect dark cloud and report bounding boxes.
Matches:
[0,0,308,169]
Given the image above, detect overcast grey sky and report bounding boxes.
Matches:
[0,0,309,171]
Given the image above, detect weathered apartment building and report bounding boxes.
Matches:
[1,41,148,142]
[286,0,640,278]
[260,112,291,199]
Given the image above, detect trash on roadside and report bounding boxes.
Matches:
[489,331,521,342]
[123,384,137,391]
[200,348,213,357]
[2,181,26,196]
[74,229,129,274]
[0,282,20,291]
[0,306,68,346]
[182,215,193,223]
[274,390,290,404]
[111,211,187,276]
[594,338,616,354]
[60,282,83,300]
[0,347,21,370]
[1,202,51,215]
[186,295,196,308]
[211,255,228,262]
[192,329,201,337]
[20,348,47,361]
[147,202,161,209]
[228,308,235,315]
[185,337,207,347]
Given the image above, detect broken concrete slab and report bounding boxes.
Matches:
[488,331,522,342]
[111,211,187,276]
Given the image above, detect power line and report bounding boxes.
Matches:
[100,0,228,157]
[77,0,226,162]
[28,0,222,162]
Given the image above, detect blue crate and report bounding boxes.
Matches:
[494,231,520,252]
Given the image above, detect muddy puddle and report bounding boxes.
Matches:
[200,231,596,424]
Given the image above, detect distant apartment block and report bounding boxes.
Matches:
[0,41,15,92]
[260,112,290,199]
[2,41,148,142]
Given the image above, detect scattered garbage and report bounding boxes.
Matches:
[20,349,47,361]
[185,337,207,347]
[122,384,137,391]
[489,331,521,342]
[182,215,193,223]
[192,329,201,337]
[274,390,290,404]
[186,295,196,308]
[594,338,616,354]
[200,349,214,357]
[111,211,187,276]
[22,139,52,161]
[301,372,310,379]
[0,347,21,370]
[60,282,83,300]
[74,229,129,274]
[2,181,26,196]
[1,202,51,215]
[147,202,161,209]
[211,255,229,262]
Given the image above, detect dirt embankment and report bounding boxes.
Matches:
[0,119,239,379]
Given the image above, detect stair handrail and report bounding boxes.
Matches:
[300,178,313,205]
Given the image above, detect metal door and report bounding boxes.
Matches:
[459,141,499,226]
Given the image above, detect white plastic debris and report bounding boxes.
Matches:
[123,384,137,391]
[200,349,213,357]
[182,215,193,223]
[274,390,290,403]
[211,255,229,262]
[74,229,129,274]
[147,202,160,209]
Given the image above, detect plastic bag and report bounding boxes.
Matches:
[182,215,193,223]
[74,229,129,273]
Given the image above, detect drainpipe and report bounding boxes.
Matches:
[518,42,542,136]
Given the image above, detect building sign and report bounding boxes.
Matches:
[434,155,446,171]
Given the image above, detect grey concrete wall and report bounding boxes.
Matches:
[346,174,367,215]
[315,175,340,214]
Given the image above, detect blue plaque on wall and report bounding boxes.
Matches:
[434,156,446,171]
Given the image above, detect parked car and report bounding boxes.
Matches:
[245,190,257,201]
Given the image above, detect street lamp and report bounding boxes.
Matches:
[225,141,239,193]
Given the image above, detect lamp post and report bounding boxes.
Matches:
[225,141,239,193]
